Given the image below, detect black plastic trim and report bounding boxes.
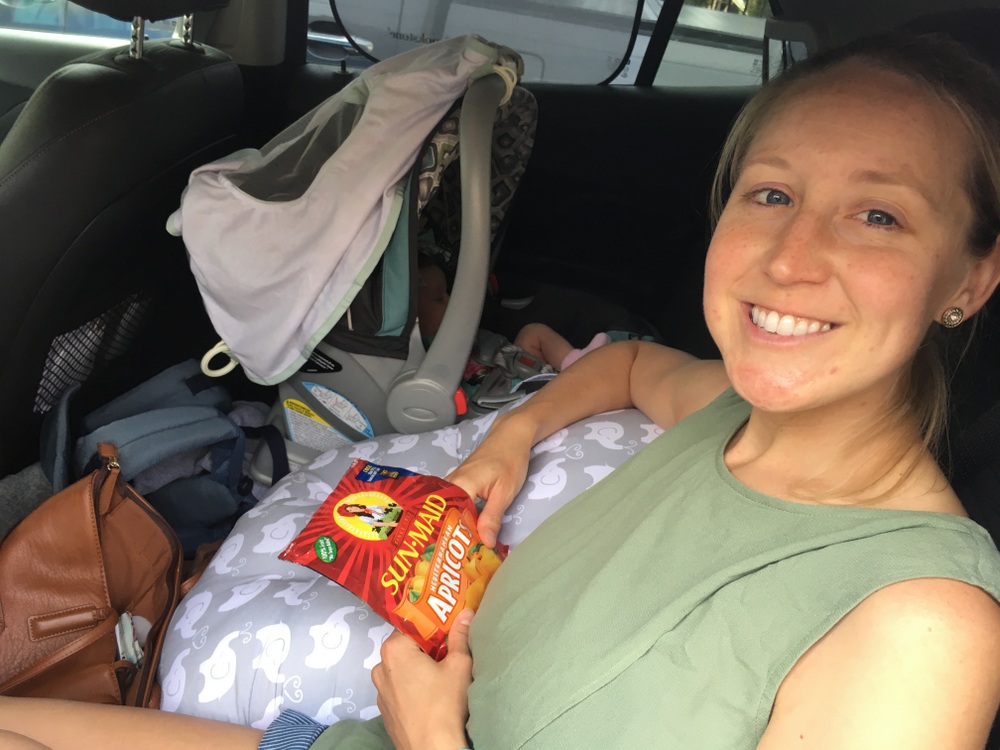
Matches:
[635,0,686,87]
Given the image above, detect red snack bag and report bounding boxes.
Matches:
[280,459,508,660]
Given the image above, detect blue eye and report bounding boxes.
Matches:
[747,188,791,206]
[863,209,897,227]
[853,208,900,230]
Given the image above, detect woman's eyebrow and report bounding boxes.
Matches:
[850,168,936,209]
[743,155,791,170]
[741,158,942,215]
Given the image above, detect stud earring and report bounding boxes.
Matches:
[941,307,964,328]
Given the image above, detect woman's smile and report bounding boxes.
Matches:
[704,63,977,415]
[748,303,834,337]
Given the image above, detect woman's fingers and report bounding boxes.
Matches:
[446,609,474,658]
[371,628,472,750]
[444,469,482,508]
[476,497,505,548]
[447,469,504,543]
[448,468,513,547]
[448,416,533,547]
[373,630,412,677]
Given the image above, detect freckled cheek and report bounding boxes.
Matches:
[856,271,935,358]
[707,225,751,260]
[704,239,744,287]
[851,260,926,318]
[702,266,728,322]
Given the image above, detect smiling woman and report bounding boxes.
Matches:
[707,33,1000,502]
[708,77,978,498]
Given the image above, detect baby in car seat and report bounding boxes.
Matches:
[417,261,610,371]
[417,259,611,410]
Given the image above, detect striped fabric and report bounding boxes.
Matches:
[257,710,328,750]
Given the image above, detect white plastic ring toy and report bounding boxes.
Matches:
[201,340,239,377]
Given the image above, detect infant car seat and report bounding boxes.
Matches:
[168,35,535,476]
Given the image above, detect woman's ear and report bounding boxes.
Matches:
[951,235,1000,318]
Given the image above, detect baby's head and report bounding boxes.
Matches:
[417,260,450,340]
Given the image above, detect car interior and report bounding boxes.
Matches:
[1,0,999,745]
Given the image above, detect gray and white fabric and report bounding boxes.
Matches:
[158,399,661,728]
[167,35,521,385]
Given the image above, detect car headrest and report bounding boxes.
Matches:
[72,0,230,22]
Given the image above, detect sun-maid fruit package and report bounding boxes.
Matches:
[280,459,508,660]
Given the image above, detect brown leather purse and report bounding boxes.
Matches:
[0,443,182,707]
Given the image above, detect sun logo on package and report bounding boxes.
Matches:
[333,491,402,541]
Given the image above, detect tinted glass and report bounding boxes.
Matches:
[0,0,174,38]
[655,0,777,87]
[314,0,650,84]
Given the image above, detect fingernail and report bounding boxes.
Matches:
[457,609,475,626]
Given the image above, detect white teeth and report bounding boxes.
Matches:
[775,315,796,336]
[750,305,832,337]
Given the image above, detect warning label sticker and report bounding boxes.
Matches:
[284,399,355,453]
[303,382,375,438]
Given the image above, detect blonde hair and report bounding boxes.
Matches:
[710,33,1000,474]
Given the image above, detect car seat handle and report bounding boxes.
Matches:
[387,72,508,433]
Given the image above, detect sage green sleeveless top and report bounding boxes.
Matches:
[312,390,1000,750]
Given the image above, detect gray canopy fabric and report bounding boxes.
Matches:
[169,35,520,385]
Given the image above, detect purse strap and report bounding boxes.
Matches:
[97,442,119,464]
[96,443,121,515]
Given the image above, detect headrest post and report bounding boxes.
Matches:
[181,13,194,46]
[129,16,146,59]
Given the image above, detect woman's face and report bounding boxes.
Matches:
[704,64,991,416]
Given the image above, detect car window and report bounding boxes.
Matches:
[0,0,174,39]
[308,0,650,84]
[306,0,786,86]
[652,0,779,87]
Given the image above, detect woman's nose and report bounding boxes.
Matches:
[764,211,831,285]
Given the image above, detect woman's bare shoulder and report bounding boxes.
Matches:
[758,578,1000,749]
[670,358,732,420]
[630,345,730,429]
[847,577,1000,645]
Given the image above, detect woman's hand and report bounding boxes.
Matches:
[447,414,535,547]
[448,341,695,546]
[371,610,475,750]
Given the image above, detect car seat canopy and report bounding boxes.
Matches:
[171,35,522,385]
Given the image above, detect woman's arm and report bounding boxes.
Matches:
[756,579,1000,749]
[499,339,718,438]
[0,697,263,750]
[449,340,729,545]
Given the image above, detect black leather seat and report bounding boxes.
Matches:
[0,1,242,477]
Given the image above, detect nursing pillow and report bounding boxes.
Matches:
[158,401,660,728]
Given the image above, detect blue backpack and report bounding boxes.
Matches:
[41,360,288,555]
